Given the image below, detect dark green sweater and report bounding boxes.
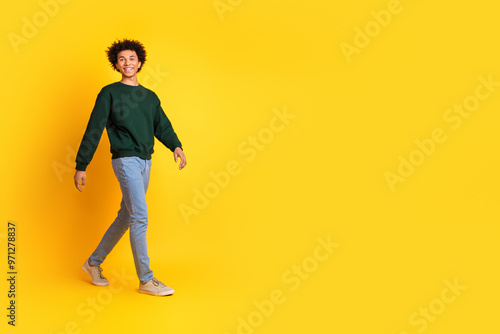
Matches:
[75,82,182,171]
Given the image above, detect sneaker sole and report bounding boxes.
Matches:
[82,263,110,286]
[139,289,174,296]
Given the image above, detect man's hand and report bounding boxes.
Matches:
[74,170,86,192]
[174,147,187,170]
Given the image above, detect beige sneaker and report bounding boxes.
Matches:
[139,277,174,296]
[82,259,109,286]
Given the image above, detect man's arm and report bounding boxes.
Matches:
[154,97,186,170]
[73,89,111,192]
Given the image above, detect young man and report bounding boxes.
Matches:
[74,39,186,296]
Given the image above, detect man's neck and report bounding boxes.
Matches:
[120,76,139,86]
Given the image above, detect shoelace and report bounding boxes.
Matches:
[98,267,106,280]
[152,278,166,287]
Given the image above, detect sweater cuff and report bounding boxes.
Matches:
[75,163,88,171]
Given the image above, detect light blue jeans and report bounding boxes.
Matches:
[89,157,153,283]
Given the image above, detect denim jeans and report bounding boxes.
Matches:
[89,157,153,283]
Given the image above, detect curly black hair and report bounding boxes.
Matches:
[106,38,147,73]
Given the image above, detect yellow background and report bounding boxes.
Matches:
[1,0,499,333]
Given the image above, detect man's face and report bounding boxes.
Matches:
[115,50,141,77]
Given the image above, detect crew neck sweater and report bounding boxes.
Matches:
[75,82,182,171]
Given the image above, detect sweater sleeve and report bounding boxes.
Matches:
[153,97,182,152]
[75,90,111,171]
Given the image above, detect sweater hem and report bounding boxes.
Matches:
[111,151,152,160]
